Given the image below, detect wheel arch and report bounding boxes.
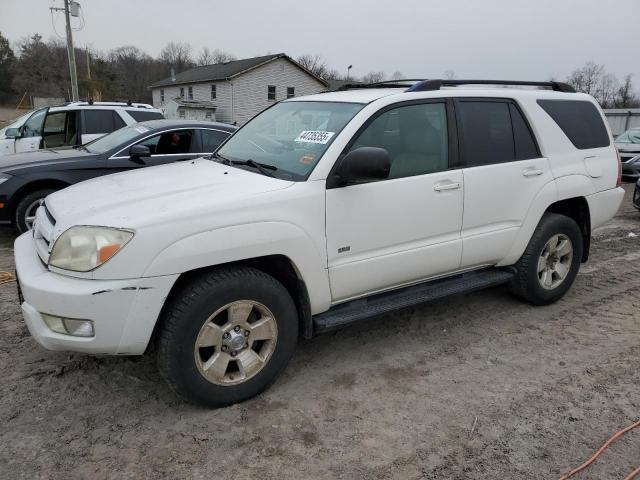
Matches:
[10,179,70,222]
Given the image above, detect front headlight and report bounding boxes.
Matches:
[0,173,11,186]
[49,226,134,272]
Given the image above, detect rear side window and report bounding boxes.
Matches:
[537,100,610,149]
[509,104,539,160]
[126,110,164,122]
[457,101,514,166]
[200,129,230,152]
[84,110,115,134]
[113,112,126,129]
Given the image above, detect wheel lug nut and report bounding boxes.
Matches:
[231,351,237,357]
[234,326,241,332]
[221,345,227,352]
[244,330,250,337]
[223,332,229,338]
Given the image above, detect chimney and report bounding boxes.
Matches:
[171,67,176,82]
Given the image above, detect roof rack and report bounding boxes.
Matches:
[338,79,576,93]
[407,79,576,93]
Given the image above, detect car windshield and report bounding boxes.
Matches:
[83,124,152,154]
[616,129,640,144]
[216,101,364,180]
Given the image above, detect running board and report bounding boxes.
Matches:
[313,268,515,333]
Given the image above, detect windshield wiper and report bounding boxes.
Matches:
[213,153,277,177]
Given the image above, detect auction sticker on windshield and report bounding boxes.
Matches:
[295,131,335,144]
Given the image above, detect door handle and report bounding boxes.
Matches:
[522,168,543,177]
[433,181,461,192]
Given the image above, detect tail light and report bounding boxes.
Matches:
[615,147,622,188]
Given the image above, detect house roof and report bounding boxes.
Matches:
[150,53,328,89]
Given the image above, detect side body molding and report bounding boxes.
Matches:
[143,221,332,314]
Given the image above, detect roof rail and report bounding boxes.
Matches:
[337,79,425,91]
[406,79,576,93]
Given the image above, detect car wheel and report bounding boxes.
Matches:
[156,267,299,407]
[15,189,56,233]
[510,213,583,305]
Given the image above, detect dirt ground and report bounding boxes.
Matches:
[0,186,639,480]
[0,107,30,128]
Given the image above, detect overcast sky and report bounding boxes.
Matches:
[1,0,637,84]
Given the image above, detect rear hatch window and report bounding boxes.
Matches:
[126,110,165,122]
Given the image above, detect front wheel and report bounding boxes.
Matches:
[156,267,299,407]
[510,213,583,305]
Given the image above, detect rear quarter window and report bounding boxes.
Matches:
[126,110,165,122]
[537,99,610,149]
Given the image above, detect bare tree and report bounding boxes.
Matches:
[389,71,404,80]
[296,54,328,79]
[444,69,456,80]
[197,47,236,66]
[567,61,604,97]
[159,42,193,73]
[613,75,640,108]
[566,61,640,108]
[361,71,386,84]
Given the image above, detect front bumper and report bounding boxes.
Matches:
[14,232,178,355]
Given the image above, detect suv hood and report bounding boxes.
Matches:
[0,148,96,172]
[46,159,294,229]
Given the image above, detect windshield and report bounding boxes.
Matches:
[616,129,640,144]
[216,101,364,180]
[83,124,153,154]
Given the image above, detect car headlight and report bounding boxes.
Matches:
[49,226,134,272]
[0,173,11,186]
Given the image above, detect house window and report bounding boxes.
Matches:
[268,85,276,101]
[205,111,212,120]
[179,110,185,119]
[188,86,193,100]
[180,87,184,98]
[211,84,216,100]
[160,89,164,103]
[287,87,295,99]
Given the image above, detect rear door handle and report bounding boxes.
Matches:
[433,181,461,192]
[523,168,543,177]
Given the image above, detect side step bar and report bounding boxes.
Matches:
[313,268,515,333]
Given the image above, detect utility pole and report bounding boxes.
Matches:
[51,1,79,101]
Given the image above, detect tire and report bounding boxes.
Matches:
[156,267,299,407]
[510,213,583,305]
[15,188,56,233]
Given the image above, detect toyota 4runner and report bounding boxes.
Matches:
[14,79,625,406]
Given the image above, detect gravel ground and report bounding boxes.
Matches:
[0,186,639,480]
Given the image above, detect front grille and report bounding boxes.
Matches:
[33,206,55,265]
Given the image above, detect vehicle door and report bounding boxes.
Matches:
[325,100,464,302]
[107,129,199,172]
[14,108,48,152]
[455,98,553,268]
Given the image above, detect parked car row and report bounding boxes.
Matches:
[0,119,236,232]
[615,127,640,181]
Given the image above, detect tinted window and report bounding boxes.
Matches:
[537,100,610,149]
[126,110,164,122]
[137,130,193,155]
[201,129,230,152]
[509,104,539,160]
[349,102,449,179]
[84,110,115,134]
[113,112,126,129]
[457,101,514,166]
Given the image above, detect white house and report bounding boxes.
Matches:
[149,53,328,125]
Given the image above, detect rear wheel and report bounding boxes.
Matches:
[510,213,583,305]
[15,188,56,233]
[156,267,299,407]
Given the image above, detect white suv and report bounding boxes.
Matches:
[0,102,163,156]
[14,79,624,406]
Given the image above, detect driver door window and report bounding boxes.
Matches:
[15,108,48,152]
[132,130,196,166]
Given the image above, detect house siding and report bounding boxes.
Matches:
[151,57,326,125]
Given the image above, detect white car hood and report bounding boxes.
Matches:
[46,159,293,230]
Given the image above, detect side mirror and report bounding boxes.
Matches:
[329,147,391,188]
[129,144,150,164]
[5,127,21,139]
